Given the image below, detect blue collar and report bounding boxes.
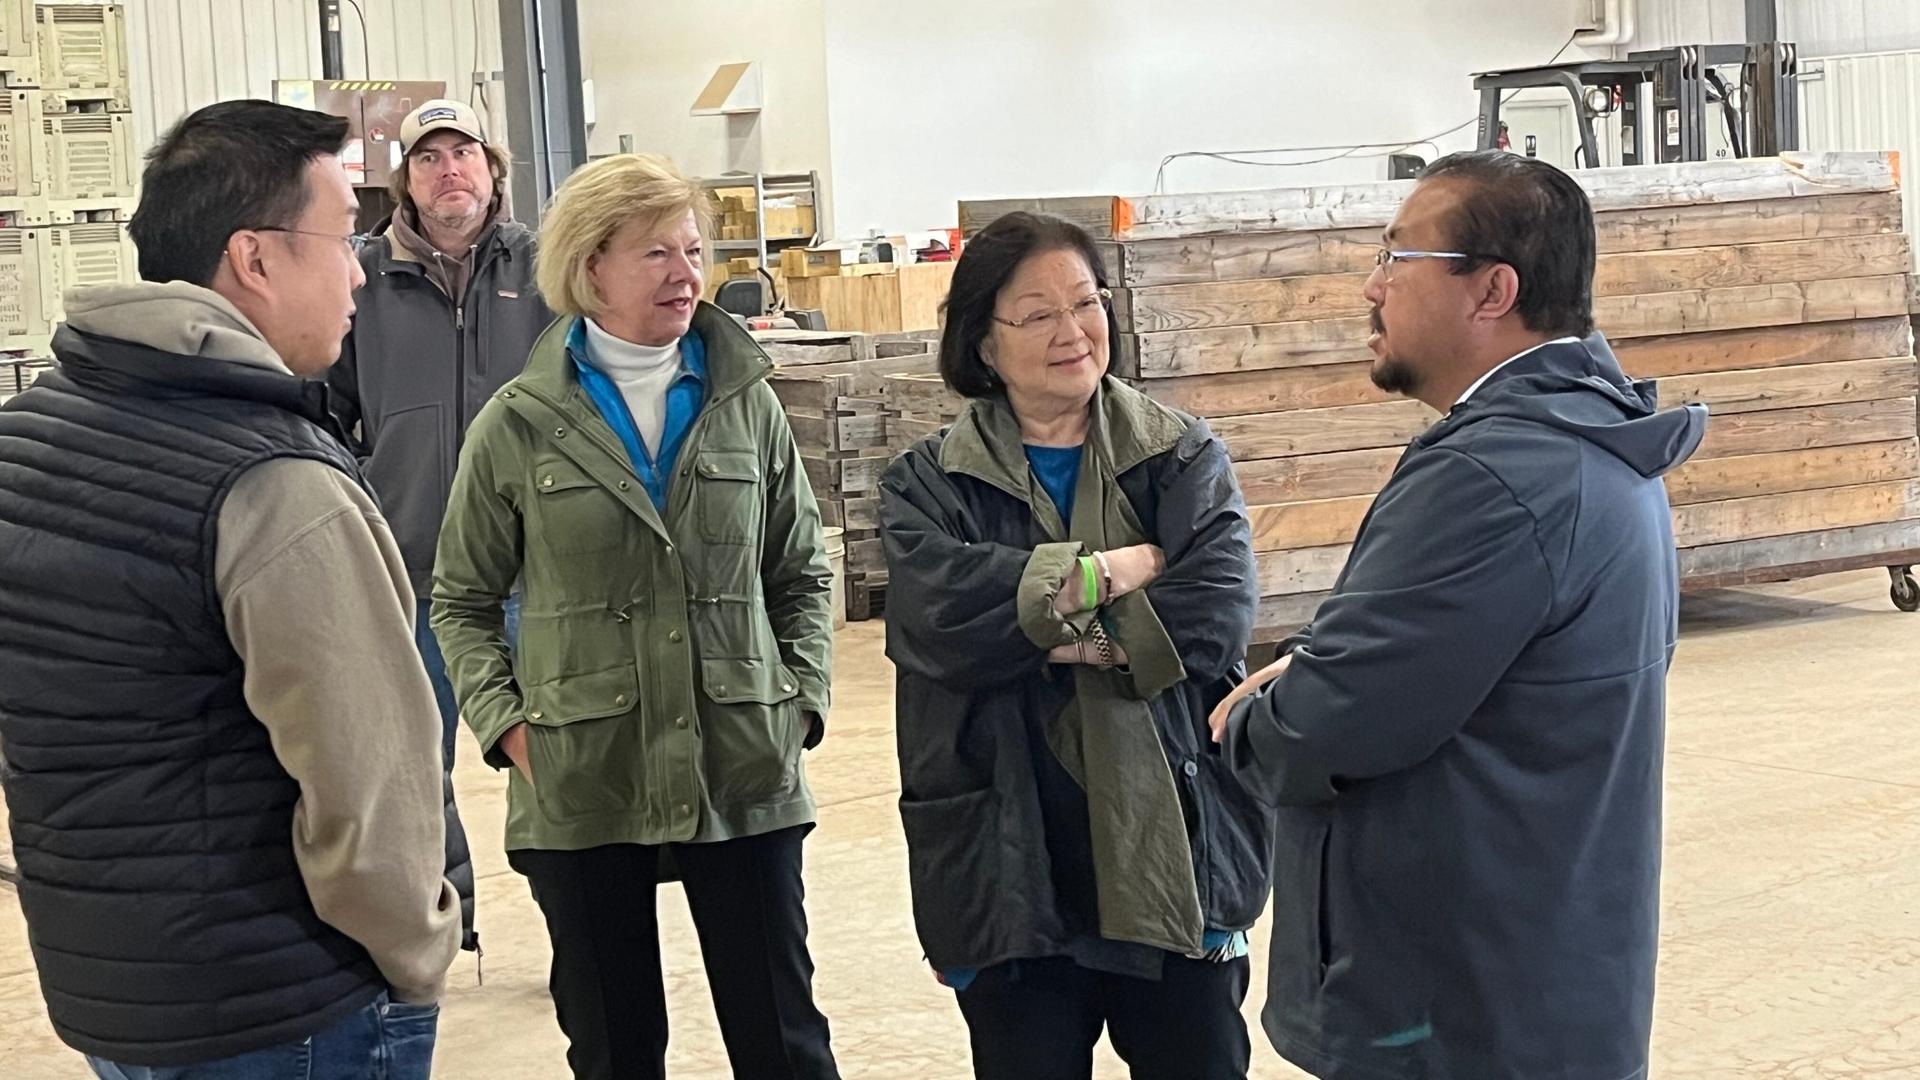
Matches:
[565,317,708,385]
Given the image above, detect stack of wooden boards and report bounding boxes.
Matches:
[960,152,1919,641]
[757,328,944,619]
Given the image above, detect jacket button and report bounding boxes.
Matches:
[541,475,554,488]
[618,480,630,490]
[529,711,544,721]
[615,694,628,706]
[678,803,692,815]
[503,390,516,398]
[781,683,793,694]
[703,462,716,474]
[668,630,683,643]
[714,684,727,695]
[555,427,567,438]
[664,544,674,555]
[1183,760,1199,777]
[675,716,688,729]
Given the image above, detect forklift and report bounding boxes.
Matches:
[1471,42,1800,169]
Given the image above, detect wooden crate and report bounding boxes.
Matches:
[969,153,1920,642]
[782,261,956,334]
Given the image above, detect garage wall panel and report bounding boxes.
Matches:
[126,0,503,162]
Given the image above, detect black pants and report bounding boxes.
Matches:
[508,825,839,1080]
[955,954,1252,1080]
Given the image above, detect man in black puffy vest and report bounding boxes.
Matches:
[0,100,464,1078]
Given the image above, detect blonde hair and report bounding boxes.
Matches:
[389,139,512,221]
[535,153,709,319]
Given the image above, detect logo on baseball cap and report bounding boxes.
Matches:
[400,99,487,154]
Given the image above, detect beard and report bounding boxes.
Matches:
[1367,307,1420,396]
[1369,355,1420,395]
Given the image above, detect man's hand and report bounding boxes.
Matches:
[1209,653,1292,743]
[498,721,533,785]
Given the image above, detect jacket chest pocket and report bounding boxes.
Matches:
[532,457,630,554]
[693,450,763,546]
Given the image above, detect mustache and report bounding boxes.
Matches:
[1370,307,1385,334]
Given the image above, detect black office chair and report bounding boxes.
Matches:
[714,278,765,318]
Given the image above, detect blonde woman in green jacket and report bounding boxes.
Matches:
[431,154,840,1080]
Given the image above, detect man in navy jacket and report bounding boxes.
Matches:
[1215,151,1706,1080]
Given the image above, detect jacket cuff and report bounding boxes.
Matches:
[1107,590,1187,699]
[795,676,830,719]
[469,704,524,772]
[1016,542,1089,648]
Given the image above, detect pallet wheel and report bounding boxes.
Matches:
[1889,566,1920,613]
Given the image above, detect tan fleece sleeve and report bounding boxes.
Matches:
[215,458,463,1004]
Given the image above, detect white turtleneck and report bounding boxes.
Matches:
[584,318,683,454]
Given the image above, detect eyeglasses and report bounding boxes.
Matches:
[1372,249,1498,279]
[992,289,1112,334]
[247,226,363,254]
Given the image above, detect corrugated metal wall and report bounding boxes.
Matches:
[1634,0,1920,55]
[124,0,504,159]
[1801,50,1920,274]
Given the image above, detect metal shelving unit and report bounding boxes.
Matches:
[699,170,821,270]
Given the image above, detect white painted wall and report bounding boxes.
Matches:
[820,0,1608,235]
[125,0,504,161]
[575,0,834,228]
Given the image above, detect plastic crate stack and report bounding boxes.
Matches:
[0,1,136,357]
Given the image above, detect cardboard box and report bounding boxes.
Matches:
[782,247,844,279]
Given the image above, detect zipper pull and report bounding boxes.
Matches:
[456,306,465,330]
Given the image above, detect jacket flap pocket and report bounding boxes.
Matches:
[696,450,762,484]
[532,456,600,494]
[525,665,640,725]
[700,656,799,706]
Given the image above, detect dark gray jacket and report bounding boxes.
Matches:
[329,220,556,597]
[1225,336,1707,1080]
[882,400,1270,972]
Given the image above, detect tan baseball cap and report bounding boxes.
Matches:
[399,99,487,154]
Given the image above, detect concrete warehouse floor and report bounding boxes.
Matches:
[3,569,1919,1078]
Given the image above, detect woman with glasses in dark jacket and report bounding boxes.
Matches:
[878,211,1268,1080]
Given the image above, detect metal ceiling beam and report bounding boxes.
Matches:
[496,0,588,228]
[317,0,343,80]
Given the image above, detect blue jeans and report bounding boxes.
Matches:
[416,597,520,766]
[87,994,438,1079]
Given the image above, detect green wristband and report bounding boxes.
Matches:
[1080,556,1099,611]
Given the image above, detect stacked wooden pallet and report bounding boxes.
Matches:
[883,371,967,454]
[962,151,1920,640]
[758,330,944,619]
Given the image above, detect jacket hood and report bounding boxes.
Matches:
[1423,334,1706,479]
[60,282,289,374]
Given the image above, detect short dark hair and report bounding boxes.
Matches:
[129,99,351,286]
[1420,151,1597,338]
[939,212,1116,398]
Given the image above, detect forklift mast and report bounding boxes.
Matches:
[1472,43,1800,168]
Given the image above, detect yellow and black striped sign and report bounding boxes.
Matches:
[326,81,399,92]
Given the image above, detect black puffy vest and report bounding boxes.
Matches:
[0,329,388,1065]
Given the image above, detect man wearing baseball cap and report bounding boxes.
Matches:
[327,100,554,937]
